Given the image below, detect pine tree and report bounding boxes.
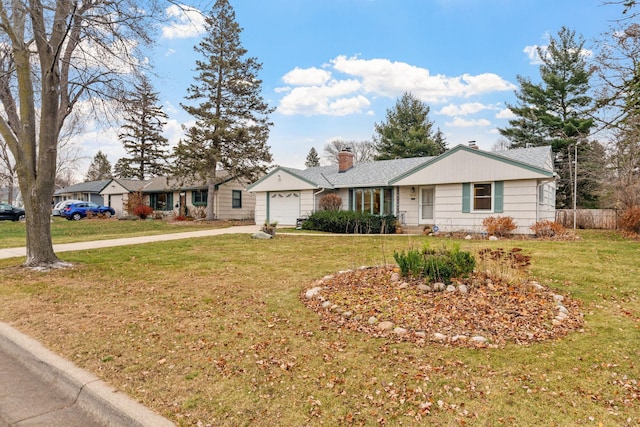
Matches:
[373,92,446,160]
[305,147,320,168]
[118,76,170,180]
[174,0,273,220]
[86,151,112,181]
[499,27,597,208]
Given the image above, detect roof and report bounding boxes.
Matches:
[54,179,111,195]
[249,144,553,191]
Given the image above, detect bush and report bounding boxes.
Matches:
[482,216,517,237]
[302,210,396,234]
[620,206,640,234]
[134,204,154,219]
[318,193,342,211]
[393,244,476,284]
[530,220,567,238]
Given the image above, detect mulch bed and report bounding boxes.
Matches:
[301,266,584,348]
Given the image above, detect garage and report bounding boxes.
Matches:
[268,191,300,226]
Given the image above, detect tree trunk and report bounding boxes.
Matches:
[23,188,60,267]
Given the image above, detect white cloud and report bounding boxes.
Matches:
[162,4,207,39]
[445,117,492,128]
[165,48,176,57]
[437,102,491,117]
[496,108,515,119]
[276,55,515,116]
[278,79,365,116]
[282,67,332,86]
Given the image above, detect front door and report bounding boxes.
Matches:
[419,187,434,223]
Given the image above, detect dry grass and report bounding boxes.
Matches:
[0,231,638,426]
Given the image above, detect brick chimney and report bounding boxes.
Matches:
[338,148,354,173]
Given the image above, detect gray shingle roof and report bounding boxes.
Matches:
[250,144,553,190]
[54,179,111,195]
[282,157,432,189]
[493,145,552,170]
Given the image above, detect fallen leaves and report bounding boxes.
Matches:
[301,266,584,348]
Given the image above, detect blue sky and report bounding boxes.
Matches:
[76,0,625,174]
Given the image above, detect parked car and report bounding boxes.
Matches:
[52,199,84,216]
[0,202,26,221]
[62,202,115,220]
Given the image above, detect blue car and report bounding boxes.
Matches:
[62,202,115,220]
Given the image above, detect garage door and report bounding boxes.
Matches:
[268,191,300,226]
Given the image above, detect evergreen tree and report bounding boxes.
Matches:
[499,27,598,208]
[305,147,320,168]
[113,158,137,179]
[373,92,446,160]
[118,76,170,180]
[86,151,112,181]
[174,0,273,220]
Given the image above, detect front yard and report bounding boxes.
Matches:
[0,227,638,426]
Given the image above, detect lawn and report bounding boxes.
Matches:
[0,228,638,426]
[0,217,245,248]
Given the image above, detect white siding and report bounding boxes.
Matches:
[394,149,552,186]
[255,193,267,225]
[398,179,552,234]
[215,181,256,220]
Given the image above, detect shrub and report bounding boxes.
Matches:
[620,206,640,234]
[318,193,342,211]
[482,216,517,237]
[530,220,567,238]
[302,210,396,234]
[393,243,475,284]
[134,204,154,219]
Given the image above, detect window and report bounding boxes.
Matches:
[150,193,173,211]
[232,190,242,208]
[192,189,207,206]
[462,181,503,213]
[474,183,492,210]
[352,188,393,215]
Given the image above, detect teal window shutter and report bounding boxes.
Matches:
[462,183,470,213]
[494,181,504,213]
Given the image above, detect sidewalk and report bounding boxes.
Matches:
[0,224,259,425]
[0,224,260,260]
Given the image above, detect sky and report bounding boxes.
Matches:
[72,0,627,176]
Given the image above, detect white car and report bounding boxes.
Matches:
[52,199,84,216]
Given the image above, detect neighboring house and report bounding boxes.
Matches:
[247,144,557,234]
[53,179,111,206]
[100,173,256,220]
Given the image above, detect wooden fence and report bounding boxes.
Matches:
[555,209,619,230]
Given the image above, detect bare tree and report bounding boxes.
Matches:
[323,139,376,164]
[0,0,161,267]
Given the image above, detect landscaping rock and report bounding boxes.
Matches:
[378,321,394,331]
[417,284,431,292]
[390,272,400,282]
[305,287,323,299]
[433,333,447,341]
[368,316,377,324]
[322,301,332,309]
[465,234,472,240]
[433,282,446,292]
[393,327,408,336]
[471,336,488,343]
[415,331,426,338]
[489,236,499,241]
[458,284,468,294]
[342,311,352,318]
[398,282,409,289]
[251,231,272,239]
[446,285,456,292]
